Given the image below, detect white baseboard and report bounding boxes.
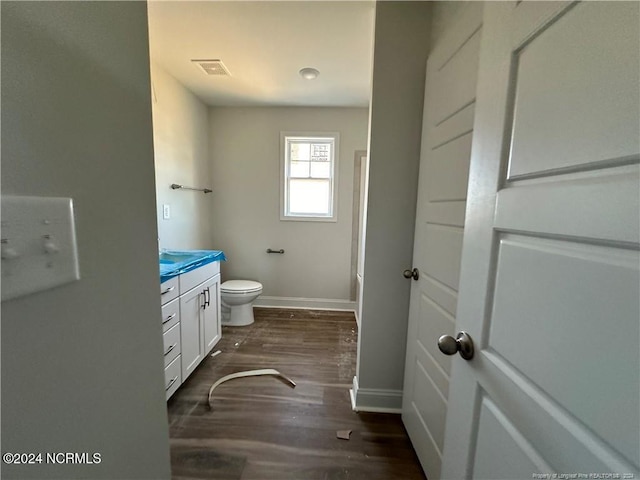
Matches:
[350,376,403,413]
[254,296,357,312]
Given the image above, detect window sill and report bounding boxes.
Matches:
[280,215,338,223]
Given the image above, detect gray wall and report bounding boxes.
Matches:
[151,62,213,251]
[209,107,369,305]
[1,2,171,478]
[355,1,432,409]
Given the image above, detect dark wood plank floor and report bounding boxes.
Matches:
[167,308,427,480]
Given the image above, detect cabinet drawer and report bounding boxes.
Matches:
[165,355,181,400]
[180,262,219,294]
[160,277,179,305]
[161,298,180,332]
[163,323,181,367]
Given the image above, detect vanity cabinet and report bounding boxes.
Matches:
[160,261,221,399]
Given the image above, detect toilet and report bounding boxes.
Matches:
[220,280,263,326]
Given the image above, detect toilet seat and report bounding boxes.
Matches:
[221,280,262,294]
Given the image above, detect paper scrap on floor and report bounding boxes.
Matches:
[207,369,296,408]
[337,430,352,440]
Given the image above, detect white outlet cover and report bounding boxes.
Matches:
[1,195,80,301]
[163,204,171,220]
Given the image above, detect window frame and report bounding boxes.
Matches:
[280,131,339,222]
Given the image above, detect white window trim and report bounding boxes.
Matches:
[280,131,340,222]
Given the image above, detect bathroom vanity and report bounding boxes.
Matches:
[159,250,225,399]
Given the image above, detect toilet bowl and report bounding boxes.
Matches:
[220,280,263,326]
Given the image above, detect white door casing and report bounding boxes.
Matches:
[402,3,483,479]
[441,2,639,479]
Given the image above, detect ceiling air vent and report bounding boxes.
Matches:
[192,59,231,76]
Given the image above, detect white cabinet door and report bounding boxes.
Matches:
[441,2,639,478]
[179,272,221,382]
[202,274,221,354]
[179,285,204,381]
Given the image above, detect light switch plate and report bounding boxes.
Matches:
[163,204,171,220]
[1,195,80,301]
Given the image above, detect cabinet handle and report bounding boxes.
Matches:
[161,286,175,296]
[164,343,176,356]
[163,313,177,324]
[165,376,178,391]
[204,287,211,307]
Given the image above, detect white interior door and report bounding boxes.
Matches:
[441,2,640,478]
[402,4,483,479]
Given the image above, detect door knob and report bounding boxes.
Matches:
[438,331,474,360]
[403,268,419,280]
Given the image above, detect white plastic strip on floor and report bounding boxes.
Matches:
[207,368,296,407]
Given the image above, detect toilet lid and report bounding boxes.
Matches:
[221,280,262,293]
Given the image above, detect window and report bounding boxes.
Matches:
[281,132,339,221]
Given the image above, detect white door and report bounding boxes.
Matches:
[402,4,483,479]
[441,2,639,478]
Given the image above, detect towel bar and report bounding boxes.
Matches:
[170,183,212,194]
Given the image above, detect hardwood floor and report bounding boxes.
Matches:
[167,308,427,480]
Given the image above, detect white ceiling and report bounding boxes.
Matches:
[147,1,376,107]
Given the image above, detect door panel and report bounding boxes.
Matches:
[490,235,639,463]
[495,166,640,244]
[431,103,475,150]
[433,28,482,124]
[425,201,466,230]
[477,348,636,475]
[427,133,473,202]
[414,331,450,401]
[508,2,640,178]
[424,225,464,290]
[472,397,549,479]
[421,274,458,318]
[413,360,448,450]
[441,2,640,478]
[402,4,484,479]
[417,293,455,379]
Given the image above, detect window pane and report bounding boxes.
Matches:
[289,179,330,215]
[311,143,330,161]
[310,161,331,178]
[290,143,310,161]
[290,161,310,178]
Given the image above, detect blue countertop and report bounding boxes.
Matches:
[160,250,226,284]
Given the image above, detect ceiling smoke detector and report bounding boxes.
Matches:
[192,59,231,76]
